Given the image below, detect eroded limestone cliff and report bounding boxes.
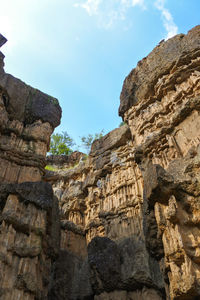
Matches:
[45,25,200,300]
[0,35,61,300]
[120,25,200,300]
[1,25,200,300]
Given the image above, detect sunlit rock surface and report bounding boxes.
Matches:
[2,25,200,300]
[0,38,61,300]
[0,48,61,183]
[46,26,200,300]
[119,24,200,300]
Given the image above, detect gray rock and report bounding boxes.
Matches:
[88,236,121,293]
[119,26,200,118]
[0,72,61,128]
[0,34,7,48]
[0,181,53,210]
[48,251,93,300]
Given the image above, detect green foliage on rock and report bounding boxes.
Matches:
[80,130,104,153]
[49,131,74,155]
[45,165,59,171]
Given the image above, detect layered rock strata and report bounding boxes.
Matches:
[1,25,200,300]
[46,26,200,300]
[0,182,60,300]
[119,25,200,300]
[46,125,165,299]
[0,38,61,300]
[0,42,61,183]
[46,151,85,170]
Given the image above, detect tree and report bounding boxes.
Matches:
[49,131,75,155]
[80,130,104,153]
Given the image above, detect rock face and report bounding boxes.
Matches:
[119,24,200,300]
[46,151,85,170]
[45,25,200,300]
[0,40,61,300]
[46,125,164,300]
[1,25,200,300]
[0,66,61,183]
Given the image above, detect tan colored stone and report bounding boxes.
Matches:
[46,26,200,299]
[0,45,61,300]
[60,229,87,258]
[2,26,200,300]
[2,194,46,235]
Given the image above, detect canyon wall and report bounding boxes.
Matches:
[120,25,200,300]
[46,25,200,300]
[0,35,61,300]
[46,124,164,299]
[1,25,200,300]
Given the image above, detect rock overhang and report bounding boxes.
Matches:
[119,25,200,118]
[0,34,62,129]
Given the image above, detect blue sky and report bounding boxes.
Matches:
[0,0,199,151]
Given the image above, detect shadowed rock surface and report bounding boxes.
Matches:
[0,34,7,48]
[1,25,200,300]
[0,181,53,209]
[46,26,200,300]
[0,41,61,299]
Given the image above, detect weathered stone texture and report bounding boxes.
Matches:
[120,25,200,300]
[121,26,200,169]
[0,44,61,300]
[2,25,200,300]
[46,26,200,300]
[46,151,85,170]
[46,125,164,299]
[0,183,60,300]
[0,48,61,184]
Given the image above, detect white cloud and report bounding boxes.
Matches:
[74,0,146,29]
[74,0,102,16]
[75,0,178,38]
[154,0,178,39]
[121,0,145,9]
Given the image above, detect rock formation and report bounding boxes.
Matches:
[120,25,200,300]
[46,123,164,299]
[0,35,61,300]
[46,151,85,170]
[1,25,200,300]
[45,25,200,300]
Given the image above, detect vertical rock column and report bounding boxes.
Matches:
[119,25,200,299]
[46,125,165,299]
[0,40,61,300]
